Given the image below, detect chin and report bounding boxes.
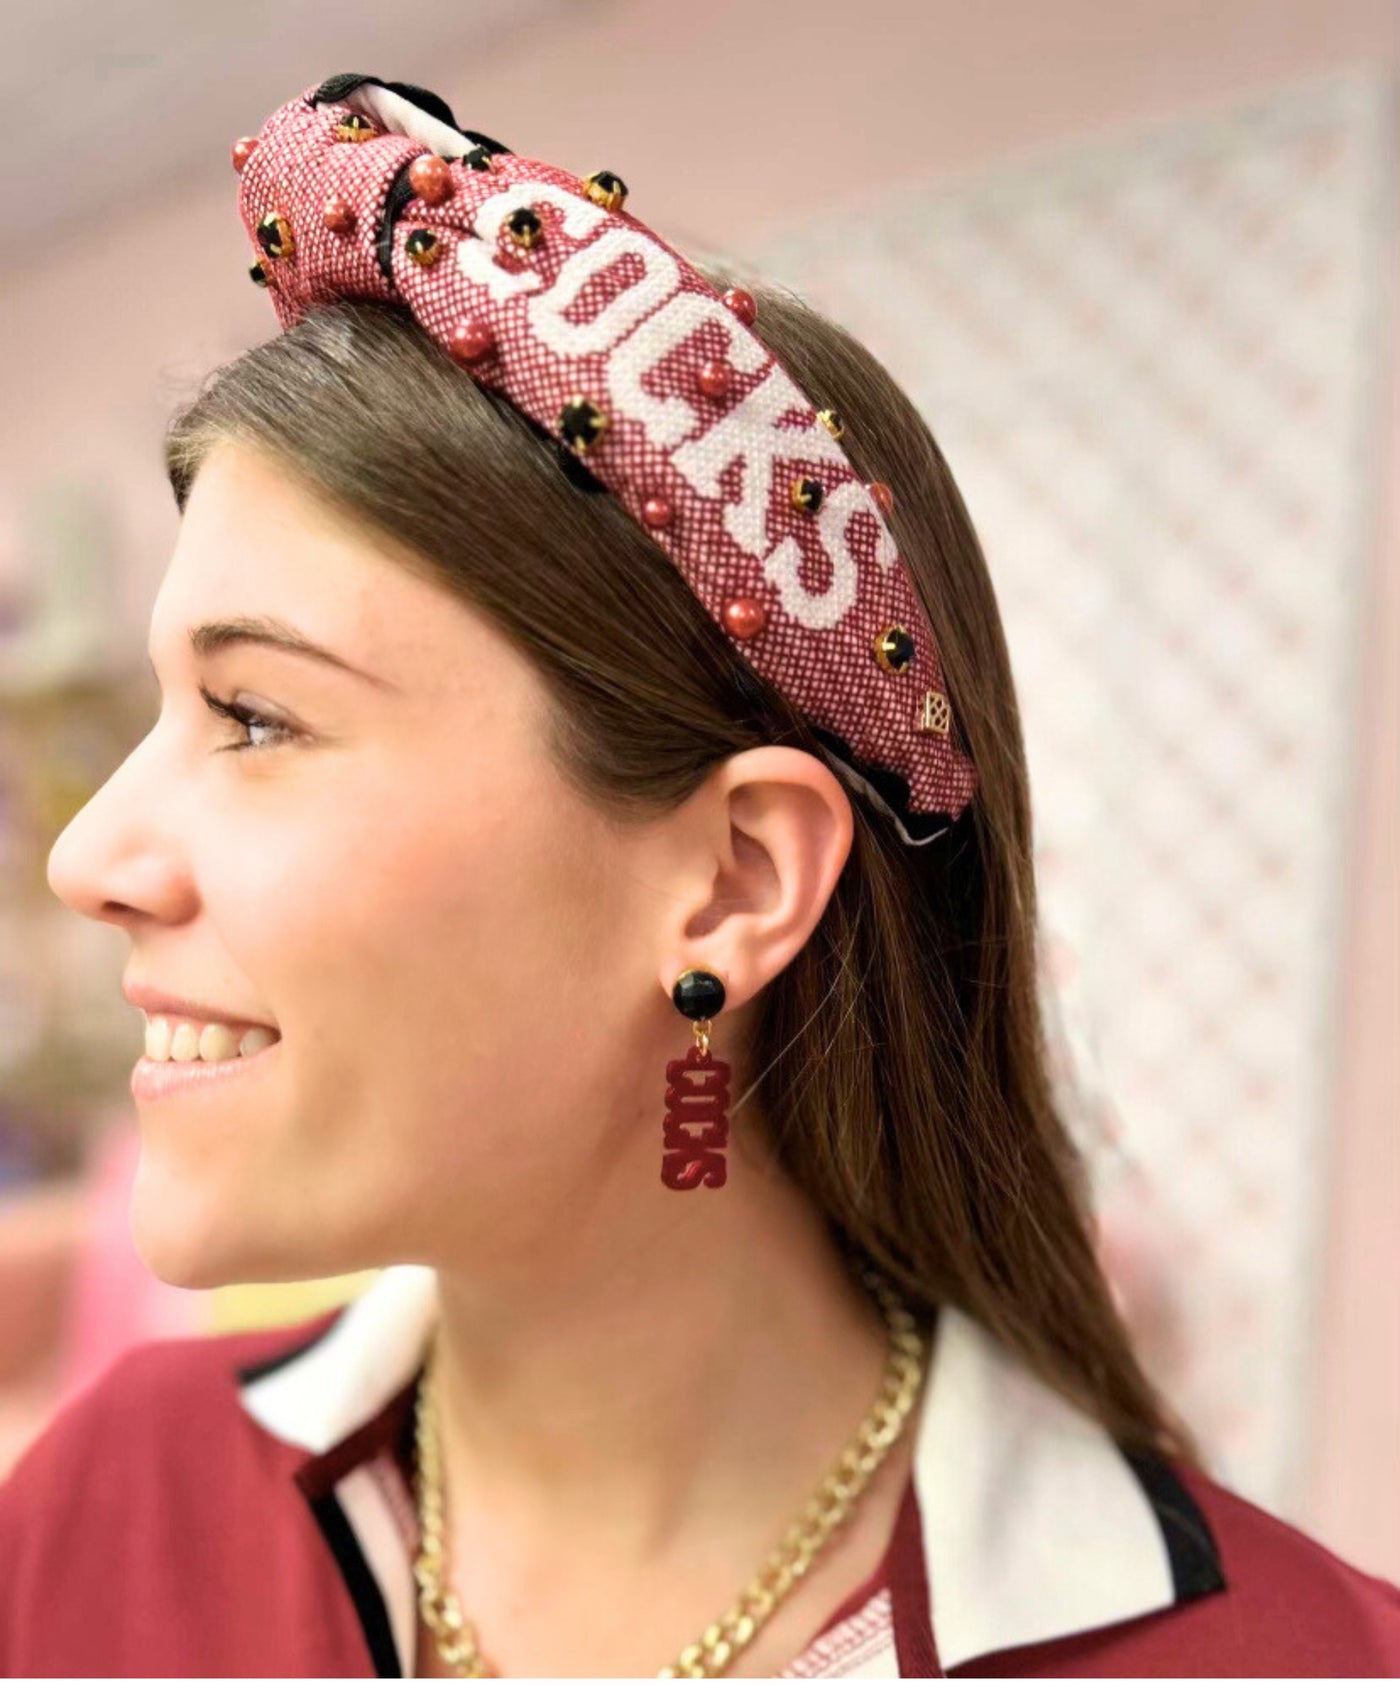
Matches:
[130,1216,234,1292]
[128,1159,309,1292]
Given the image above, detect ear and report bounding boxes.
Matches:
[657,746,854,1013]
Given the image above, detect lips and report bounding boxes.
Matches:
[131,1033,282,1103]
[122,978,279,1033]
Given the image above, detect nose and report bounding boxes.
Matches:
[46,731,195,931]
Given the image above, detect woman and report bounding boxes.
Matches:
[5,74,1398,1677]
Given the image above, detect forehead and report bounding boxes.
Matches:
[153,442,389,635]
[149,440,490,690]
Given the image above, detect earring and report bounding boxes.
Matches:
[661,968,731,1190]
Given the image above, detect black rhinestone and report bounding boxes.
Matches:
[334,113,376,143]
[505,206,543,248]
[256,212,294,259]
[581,169,628,212]
[790,475,824,515]
[405,229,441,266]
[249,260,268,287]
[558,395,609,452]
[873,625,917,673]
[817,408,845,440]
[672,968,726,1021]
[461,146,494,171]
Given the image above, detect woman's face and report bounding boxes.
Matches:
[46,439,686,1289]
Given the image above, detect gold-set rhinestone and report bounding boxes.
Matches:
[405,228,442,266]
[255,211,294,260]
[817,408,845,440]
[918,689,953,736]
[581,168,629,211]
[873,624,916,674]
[412,1263,925,1679]
[559,394,610,453]
[334,112,376,143]
[248,260,269,287]
[790,475,824,515]
[505,205,543,248]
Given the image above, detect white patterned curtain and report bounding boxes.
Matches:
[759,71,1394,1515]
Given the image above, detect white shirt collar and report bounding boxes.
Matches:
[239,1263,1224,1674]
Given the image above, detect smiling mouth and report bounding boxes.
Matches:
[131,1032,282,1101]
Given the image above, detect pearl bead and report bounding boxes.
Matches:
[322,196,356,234]
[722,287,757,326]
[231,136,258,173]
[449,319,494,363]
[868,481,894,516]
[408,154,454,206]
[642,496,674,529]
[722,598,768,640]
[698,360,731,399]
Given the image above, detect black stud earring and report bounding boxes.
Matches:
[662,968,731,1190]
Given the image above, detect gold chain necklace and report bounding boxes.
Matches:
[410,1264,926,1679]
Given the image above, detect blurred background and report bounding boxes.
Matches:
[1,0,1395,1582]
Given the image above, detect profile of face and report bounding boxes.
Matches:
[45,441,734,1291]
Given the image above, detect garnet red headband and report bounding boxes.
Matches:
[231,73,979,844]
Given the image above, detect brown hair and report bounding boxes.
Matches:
[165,272,1198,1464]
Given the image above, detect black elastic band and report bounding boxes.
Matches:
[809,723,961,844]
[374,160,421,285]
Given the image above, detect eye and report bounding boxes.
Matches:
[198,683,298,753]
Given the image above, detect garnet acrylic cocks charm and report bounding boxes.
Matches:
[661,1028,731,1189]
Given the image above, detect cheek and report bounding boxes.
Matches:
[245,774,603,1124]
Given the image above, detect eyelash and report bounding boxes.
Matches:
[198,683,297,753]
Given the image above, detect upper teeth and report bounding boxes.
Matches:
[143,1015,280,1063]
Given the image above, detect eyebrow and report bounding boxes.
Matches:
[150,615,397,691]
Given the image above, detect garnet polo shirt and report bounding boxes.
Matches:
[2,1264,1398,1676]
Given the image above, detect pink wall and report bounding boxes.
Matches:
[3,0,1395,1575]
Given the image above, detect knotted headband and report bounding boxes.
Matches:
[232,73,979,844]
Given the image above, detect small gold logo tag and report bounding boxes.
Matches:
[918,690,952,735]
